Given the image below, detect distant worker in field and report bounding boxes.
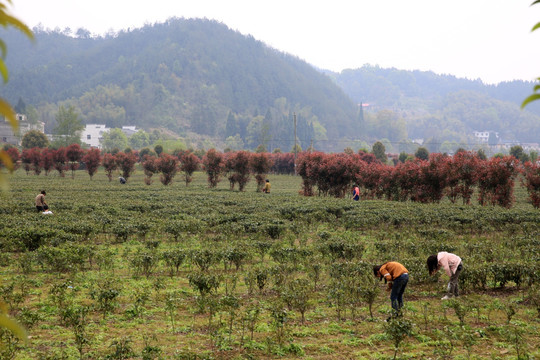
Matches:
[35,190,48,212]
[352,184,360,201]
[373,261,409,320]
[427,252,463,300]
[262,179,271,194]
[119,176,126,184]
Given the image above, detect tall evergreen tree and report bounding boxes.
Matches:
[225,111,238,138]
[357,103,365,136]
[14,97,26,114]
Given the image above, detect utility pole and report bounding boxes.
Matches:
[294,112,297,175]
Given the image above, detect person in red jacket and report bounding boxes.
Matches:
[373,261,409,319]
[427,252,463,300]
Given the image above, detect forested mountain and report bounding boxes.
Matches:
[329,66,540,152]
[2,18,358,152]
[3,18,540,153]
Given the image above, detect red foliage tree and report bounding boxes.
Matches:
[21,149,33,175]
[297,151,327,196]
[357,150,379,164]
[115,151,137,181]
[3,147,20,171]
[26,147,43,176]
[392,160,421,201]
[102,153,118,181]
[251,152,274,192]
[224,151,251,191]
[41,148,55,175]
[271,152,295,175]
[355,160,381,199]
[477,156,518,208]
[416,153,450,203]
[52,147,67,177]
[82,148,101,179]
[202,149,224,188]
[157,153,178,185]
[223,152,235,189]
[445,151,480,204]
[379,164,400,201]
[65,143,84,178]
[179,151,200,186]
[314,153,360,198]
[141,155,158,185]
[522,161,540,208]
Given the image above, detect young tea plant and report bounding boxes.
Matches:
[360,273,381,321]
[89,278,121,319]
[281,278,313,324]
[384,317,414,360]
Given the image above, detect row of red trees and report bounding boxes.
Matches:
[202,150,278,191]
[3,145,297,190]
[297,150,540,208]
[7,144,197,185]
[9,145,539,206]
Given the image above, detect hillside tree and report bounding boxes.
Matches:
[415,147,429,160]
[53,105,84,147]
[101,129,128,152]
[22,130,49,149]
[372,141,387,164]
[129,130,150,149]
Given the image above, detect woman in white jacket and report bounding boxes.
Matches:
[427,252,463,300]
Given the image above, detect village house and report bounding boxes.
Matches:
[80,124,110,148]
[0,113,45,146]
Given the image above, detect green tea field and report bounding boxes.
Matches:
[0,169,539,359]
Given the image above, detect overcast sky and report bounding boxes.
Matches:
[9,0,540,84]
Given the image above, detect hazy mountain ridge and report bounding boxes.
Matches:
[329,66,540,148]
[3,18,540,152]
[2,19,359,151]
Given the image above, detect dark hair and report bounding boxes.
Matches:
[427,254,439,274]
[41,190,46,195]
[373,265,381,277]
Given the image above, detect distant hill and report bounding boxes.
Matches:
[3,19,540,153]
[1,18,358,152]
[329,66,540,151]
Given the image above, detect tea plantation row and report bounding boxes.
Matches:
[0,170,538,359]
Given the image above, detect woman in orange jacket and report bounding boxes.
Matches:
[373,261,409,319]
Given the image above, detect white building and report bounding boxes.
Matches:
[473,131,490,143]
[81,124,109,148]
[121,126,138,137]
[0,113,45,145]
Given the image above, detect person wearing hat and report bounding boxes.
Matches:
[373,261,409,319]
